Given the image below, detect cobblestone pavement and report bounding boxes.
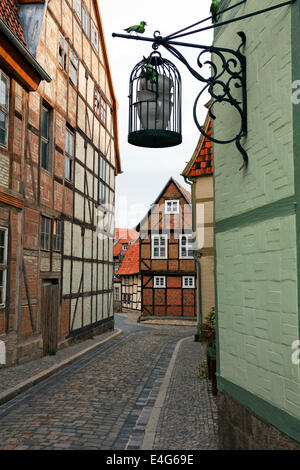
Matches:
[0,317,218,450]
[0,329,115,394]
[153,337,218,450]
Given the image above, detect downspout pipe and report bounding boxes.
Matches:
[184,176,203,332]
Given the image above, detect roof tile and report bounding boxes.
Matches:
[187,121,213,178]
[0,0,26,46]
[116,239,139,276]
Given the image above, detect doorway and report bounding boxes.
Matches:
[41,279,59,356]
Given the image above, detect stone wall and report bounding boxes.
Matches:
[219,392,300,450]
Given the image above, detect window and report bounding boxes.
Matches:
[40,106,51,171]
[100,97,107,126]
[58,34,68,72]
[98,154,106,205]
[65,128,74,181]
[154,276,166,288]
[125,277,129,285]
[0,72,9,147]
[182,276,195,289]
[69,49,78,85]
[122,244,128,251]
[73,0,81,18]
[41,216,51,250]
[152,235,168,259]
[53,220,62,252]
[122,293,130,304]
[165,200,179,214]
[115,287,119,300]
[0,228,8,306]
[180,234,193,258]
[91,20,99,51]
[82,5,90,37]
[94,89,107,126]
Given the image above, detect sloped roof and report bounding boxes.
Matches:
[136,177,191,231]
[114,228,139,258]
[182,113,213,178]
[116,239,139,276]
[0,0,26,46]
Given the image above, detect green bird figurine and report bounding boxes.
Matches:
[210,0,220,24]
[124,21,147,34]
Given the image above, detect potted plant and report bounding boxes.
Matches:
[199,307,217,395]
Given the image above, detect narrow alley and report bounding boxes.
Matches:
[0,314,218,450]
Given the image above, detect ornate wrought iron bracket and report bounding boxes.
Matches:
[113,30,248,169]
[112,0,296,169]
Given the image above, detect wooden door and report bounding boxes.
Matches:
[41,281,58,355]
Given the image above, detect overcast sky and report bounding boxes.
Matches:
[99,0,213,228]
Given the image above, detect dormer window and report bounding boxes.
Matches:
[165,200,179,214]
[122,244,128,251]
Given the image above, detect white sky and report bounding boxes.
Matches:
[99,0,213,228]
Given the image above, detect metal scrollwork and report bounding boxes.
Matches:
[162,32,248,169]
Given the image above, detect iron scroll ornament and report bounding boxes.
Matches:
[153,31,248,169]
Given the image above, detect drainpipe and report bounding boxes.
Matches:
[184,176,203,332]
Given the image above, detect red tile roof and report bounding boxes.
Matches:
[187,120,213,178]
[114,228,139,258]
[116,239,139,275]
[173,179,192,203]
[0,0,26,46]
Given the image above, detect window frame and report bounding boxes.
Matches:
[91,19,99,52]
[182,276,195,289]
[154,276,166,289]
[151,234,168,259]
[65,127,74,182]
[69,49,78,85]
[165,200,180,215]
[73,0,81,19]
[179,234,194,259]
[0,227,8,307]
[81,4,90,38]
[41,216,51,251]
[58,34,68,73]
[0,70,9,149]
[40,105,52,172]
[98,153,106,206]
[53,219,62,253]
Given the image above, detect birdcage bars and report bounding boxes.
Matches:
[128,51,182,148]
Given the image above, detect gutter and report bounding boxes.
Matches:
[0,18,51,83]
[184,176,203,332]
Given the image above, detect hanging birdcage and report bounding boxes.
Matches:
[128,51,182,148]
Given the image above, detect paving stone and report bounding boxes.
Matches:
[0,316,218,450]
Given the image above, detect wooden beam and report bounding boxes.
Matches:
[0,32,42,92]
[0,191,23,209]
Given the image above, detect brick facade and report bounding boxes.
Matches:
[0,0,120,367]
[138,178,197,318]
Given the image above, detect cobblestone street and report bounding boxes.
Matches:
[0,314,218,450]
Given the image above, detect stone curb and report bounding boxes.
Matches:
[0,328,123,407]
[141,335,193,450]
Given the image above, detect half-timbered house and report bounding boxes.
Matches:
[0,0,121,366]
[137,178,197,319]
[113,228,138,311]
[116,237,141,312]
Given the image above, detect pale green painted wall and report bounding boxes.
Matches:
[214,0,300,421]
[214,0,294,223]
